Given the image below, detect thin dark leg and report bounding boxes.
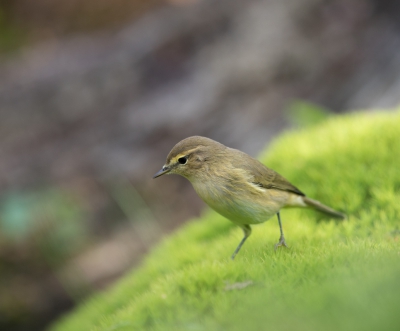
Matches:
[231,224,251,260]
[274,212,288,250]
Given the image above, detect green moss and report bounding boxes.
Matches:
[50,110,400,331]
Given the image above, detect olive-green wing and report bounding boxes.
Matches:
[231,148,305,196]
[254,169,305,196]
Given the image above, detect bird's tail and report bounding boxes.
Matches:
[302,196,346,219]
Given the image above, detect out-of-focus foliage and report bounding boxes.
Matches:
[49,110,400,331]
[286,100,330,128]
[0,189,87,261]
[0,6,25,52]
[0,0,163,52]
[0,188,88,330]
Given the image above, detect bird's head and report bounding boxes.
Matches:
[153,136,225,180]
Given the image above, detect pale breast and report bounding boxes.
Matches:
[191,175,291,225]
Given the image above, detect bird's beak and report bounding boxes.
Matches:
[153,166,170,178]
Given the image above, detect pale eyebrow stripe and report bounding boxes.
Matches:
[172,147,203,162]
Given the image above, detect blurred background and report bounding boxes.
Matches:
[1,0,400,330]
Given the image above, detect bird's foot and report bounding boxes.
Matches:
[274,236,288,251]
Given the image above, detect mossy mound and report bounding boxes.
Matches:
[50,110,400,331]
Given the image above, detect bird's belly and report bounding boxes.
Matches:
[193,180,287,225]
[211,199,278,225]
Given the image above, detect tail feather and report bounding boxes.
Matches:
[303,196,346,219]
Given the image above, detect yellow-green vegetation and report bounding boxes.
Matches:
[50,110,400,331]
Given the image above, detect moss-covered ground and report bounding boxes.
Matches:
[50,110,400,331]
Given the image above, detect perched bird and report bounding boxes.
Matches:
[153,136,345,259]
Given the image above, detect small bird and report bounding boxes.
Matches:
[153,136,345,259]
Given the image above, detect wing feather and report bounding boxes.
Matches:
[228,148,305,196]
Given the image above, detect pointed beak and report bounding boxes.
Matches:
[153,166,170,178]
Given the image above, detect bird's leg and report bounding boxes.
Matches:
[274,212,288,250]
[231,224,251,260]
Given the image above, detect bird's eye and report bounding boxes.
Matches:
[178,157,187,164]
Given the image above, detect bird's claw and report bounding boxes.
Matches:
[274,236,288,251]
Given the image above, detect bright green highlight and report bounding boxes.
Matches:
[50,110,400,331]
